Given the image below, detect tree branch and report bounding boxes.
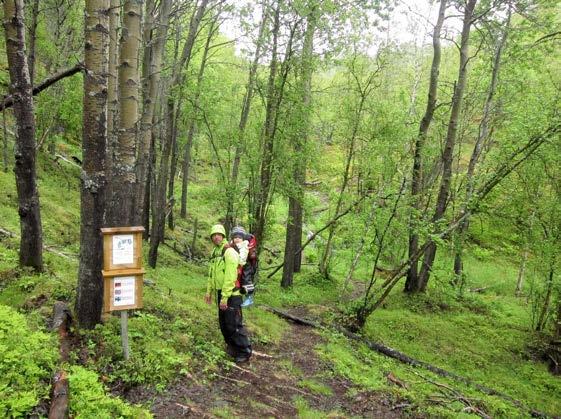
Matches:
[0,63,84,111]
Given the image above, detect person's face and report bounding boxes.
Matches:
[211,233,224,245]
[233,236,243,245]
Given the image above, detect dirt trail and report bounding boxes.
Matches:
[126,317,406,418]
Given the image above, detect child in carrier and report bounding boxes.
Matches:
[229,226,257,307]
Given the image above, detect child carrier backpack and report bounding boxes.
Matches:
[222,233,258,297]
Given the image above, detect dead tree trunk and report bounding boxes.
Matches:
[282,5,317,287]
[417,0,477,292]
[2,0,43,271]
[76,0,109,328]
[404,0,446,293]
[106,0,142,227]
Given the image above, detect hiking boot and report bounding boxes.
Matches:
[235,355,251,364]
[225,345,237,357]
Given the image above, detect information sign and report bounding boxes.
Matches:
[112,235,134,265]
[113,276,136,307]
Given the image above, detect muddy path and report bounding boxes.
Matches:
[126,315,407,418]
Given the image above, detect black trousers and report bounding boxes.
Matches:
[217,291,252,358]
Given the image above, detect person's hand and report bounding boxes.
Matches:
[204,294,212,305]
[219,301,228,311]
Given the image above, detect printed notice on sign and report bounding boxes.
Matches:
[112,234,134,265]
[113,276,135,307]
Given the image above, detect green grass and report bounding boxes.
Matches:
[298,378,334,396]
[294,396,344,418]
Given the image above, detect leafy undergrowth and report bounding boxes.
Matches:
[68,366,151,418]
[2,150,561,417]
[0,304,56,417]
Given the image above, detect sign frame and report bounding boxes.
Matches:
[102,269,145,312]
[101,226,144,271]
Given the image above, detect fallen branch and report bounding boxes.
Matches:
[48,302,72,419]
[0,226,75,258]
[44,245,75,259]
[262,305,551,418]
[0,227,15,238]
[1,63,84,111]
[231,364,259,377]
[469,287,488,293]
[252,350,273,359]
[54,153,81,168]
[260,305,320,328]
[215,373,251,386]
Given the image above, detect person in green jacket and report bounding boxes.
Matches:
[204,224,252,363]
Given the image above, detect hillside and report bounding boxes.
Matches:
[1,149,560,418]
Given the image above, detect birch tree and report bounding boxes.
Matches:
[106,0,142,227]
[76,0,109,328]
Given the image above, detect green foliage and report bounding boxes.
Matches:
[0,304,56,417]
[81,312,191,390]
[68,366,151,418]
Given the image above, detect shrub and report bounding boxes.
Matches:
[68,366,151,418]
[0,304,57,417]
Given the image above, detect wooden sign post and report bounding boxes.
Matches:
[101,226,145,360]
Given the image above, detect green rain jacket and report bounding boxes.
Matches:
[207,239,241,304]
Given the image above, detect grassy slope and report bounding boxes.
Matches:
[1,145,560,417]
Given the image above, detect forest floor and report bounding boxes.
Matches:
[2,154,561,418]
[126,320,403,418]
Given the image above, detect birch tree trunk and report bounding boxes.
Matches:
[106,0,120,187]
[417,0,477,292]
[136,0,172,229]
[149,0,208,266]
[106,0,142,227]
[224,1,268,231]
[253,1,281,247]
[452,9,511,284]
[166,0,209,230]
[180,14,219,220]
[2,0,43,271]
[404,0,446,293]
[76,0,109,328]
